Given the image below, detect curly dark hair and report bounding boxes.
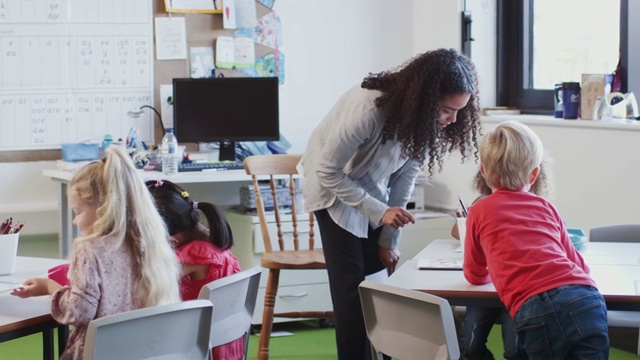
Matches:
[361,48,481,175]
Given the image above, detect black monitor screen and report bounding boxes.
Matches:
[172,77,280,145]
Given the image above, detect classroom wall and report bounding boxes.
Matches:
[7,1,636,237]
[3,0,462,234]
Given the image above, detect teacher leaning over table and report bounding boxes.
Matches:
[297,48,482,360]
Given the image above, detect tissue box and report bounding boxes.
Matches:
[61,143,99,162]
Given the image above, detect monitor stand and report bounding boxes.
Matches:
[218,141,236,162]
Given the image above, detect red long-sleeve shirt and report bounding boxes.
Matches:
[463,190,596,317]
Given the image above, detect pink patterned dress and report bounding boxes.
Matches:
[51,236,142,360]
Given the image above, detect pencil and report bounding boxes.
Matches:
[458,195,469,217]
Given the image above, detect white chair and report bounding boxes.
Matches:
[359,280,460,360]
[197,266,262,360]
[83,299,214,360]
[589,223,640,354]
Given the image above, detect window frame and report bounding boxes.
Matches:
[496,0,629,115]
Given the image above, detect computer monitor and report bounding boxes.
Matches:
[172,77,280,161]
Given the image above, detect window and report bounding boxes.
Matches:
[497,0,626,114]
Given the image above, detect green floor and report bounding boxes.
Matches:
[3,235,639,359]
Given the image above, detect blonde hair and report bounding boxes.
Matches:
[479,121,544,191]
[68,146,180,307]
[472,151,555,199]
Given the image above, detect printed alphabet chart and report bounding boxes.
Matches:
[0,0,154,150]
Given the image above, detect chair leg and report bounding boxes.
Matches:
[258,269,280,360]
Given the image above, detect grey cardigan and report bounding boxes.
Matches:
[298,85,422,249]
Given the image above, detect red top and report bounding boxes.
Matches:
[177,240,243,360]
[463,190,596,317]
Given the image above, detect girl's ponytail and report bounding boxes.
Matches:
[197,202,234,250]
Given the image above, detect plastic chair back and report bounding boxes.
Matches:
[83,299,213,360]
[198,266,261,358]
[359,280,460,360]
[589,223,640,243]
[588,223,640,354]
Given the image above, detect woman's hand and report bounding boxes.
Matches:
[11,277,61,298]
[381,207,415,229]
[379,247,401,275]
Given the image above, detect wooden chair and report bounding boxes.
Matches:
[243,154,334,360]
[589,223,640,354]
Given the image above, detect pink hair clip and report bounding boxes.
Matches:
[154,179,164,187]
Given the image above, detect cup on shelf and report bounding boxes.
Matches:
[457,218,467,253]
[0,233,20,275]
[562,82,581,119]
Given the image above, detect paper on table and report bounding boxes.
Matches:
[416,258,463,271]
[0,280,21,294]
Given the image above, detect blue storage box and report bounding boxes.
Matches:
[567,228,587,252]
[61,143,99,162]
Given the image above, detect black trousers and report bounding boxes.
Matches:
[315,209,386,360]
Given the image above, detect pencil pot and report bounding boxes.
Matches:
[0,233,19,275]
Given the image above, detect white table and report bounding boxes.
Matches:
[43,168,255,257]
[0,257,68,360]
[386,239,640,311]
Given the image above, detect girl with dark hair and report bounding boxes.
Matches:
[146,179,243,360]
[298,48,482,359]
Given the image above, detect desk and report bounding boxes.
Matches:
[43,168,254,257]
[386,239,640,311]
[0,257,68,360]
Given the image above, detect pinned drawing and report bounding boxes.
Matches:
[215,36,255,69]
[190,47,214,78]
[234,11,282,49]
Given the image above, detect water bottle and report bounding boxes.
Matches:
[100,134,112,158]
[161,128,179,176]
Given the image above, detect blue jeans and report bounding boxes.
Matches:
[514,285,609,360]
[460,306,526,360]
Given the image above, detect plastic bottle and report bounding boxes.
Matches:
[101,134,112,157]
[161,128,179,176]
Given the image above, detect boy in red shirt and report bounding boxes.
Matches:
[463,120,609,359]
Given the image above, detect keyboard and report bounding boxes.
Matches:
[154,162,245,172]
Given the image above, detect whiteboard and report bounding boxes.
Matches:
[0,0,154,151]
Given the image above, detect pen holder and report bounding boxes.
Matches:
[0,233,20,275]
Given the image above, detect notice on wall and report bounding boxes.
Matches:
[155,17,188,60]
[0,0,155,151]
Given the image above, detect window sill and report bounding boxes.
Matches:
[481,115,640,132]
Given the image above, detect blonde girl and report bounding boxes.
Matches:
[12,146,181,360]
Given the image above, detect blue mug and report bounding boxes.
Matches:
[562,82,581,119]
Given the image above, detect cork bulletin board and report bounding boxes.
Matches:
[0,0,273,161]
